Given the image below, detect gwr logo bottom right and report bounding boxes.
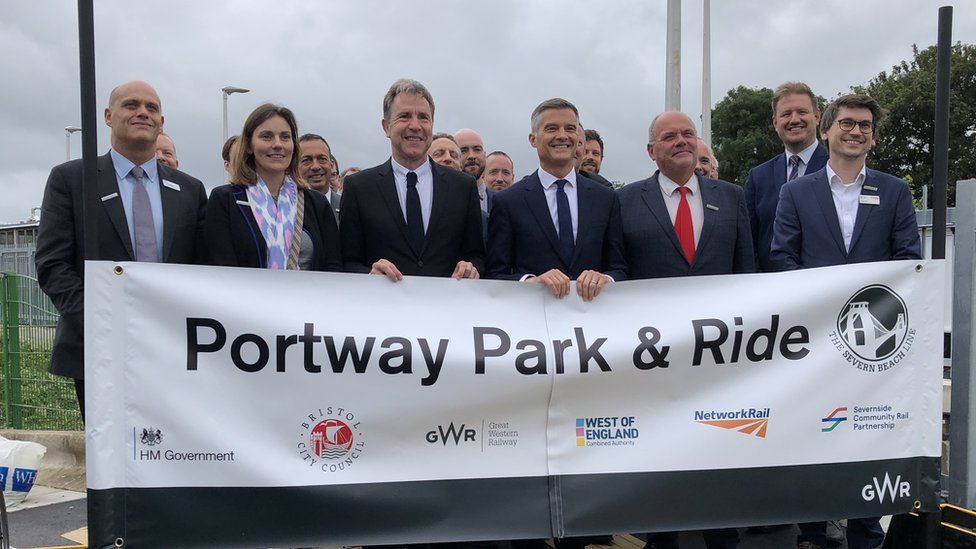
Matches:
[861,472,911,503]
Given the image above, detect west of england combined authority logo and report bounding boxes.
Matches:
[829,285,915,373]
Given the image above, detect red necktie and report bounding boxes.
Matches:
[674,186,695,263]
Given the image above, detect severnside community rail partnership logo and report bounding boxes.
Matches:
[830,285,915,373]
[695,407,770,438]
[298,406,365,473]
[576,416,639,447]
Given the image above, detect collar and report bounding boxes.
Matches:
[825,162,866,188]
[658,171,700,196]
[538,167,577,190]
[391,157,432,180]
[110,148,158,183]
[786,139,821,166]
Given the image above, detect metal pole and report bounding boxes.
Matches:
[949,180,976,509]
[665,0,681,111]
[932,6,951,260]
[78,0,99,261]
[222,91,229,144]
[65,132,71,162]
[701,0,711,145]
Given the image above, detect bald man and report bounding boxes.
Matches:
[155,133,179,168]
[35,80,208,420]
[454,128,492,213]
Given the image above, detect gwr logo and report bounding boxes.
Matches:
[426,422,477,445]
[861,473,911,503]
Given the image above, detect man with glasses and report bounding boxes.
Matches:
[770,94,920,548]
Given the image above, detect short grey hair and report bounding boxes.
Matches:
[530,98,579,134]
[648,111,696,146]
[382,78,435,121]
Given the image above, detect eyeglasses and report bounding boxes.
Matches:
[836,118,874,133]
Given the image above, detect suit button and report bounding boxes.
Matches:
[418,260,424,267]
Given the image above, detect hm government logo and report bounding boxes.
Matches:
[298,406,365,473]
[140,427,162,446]
[695,407,770,438]
[830,285,915,373]
[821,407,848,432]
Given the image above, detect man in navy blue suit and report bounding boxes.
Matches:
[744,82,829,271]
[771,95,920,549]
[618,111,754,282]
[487,97,626,302]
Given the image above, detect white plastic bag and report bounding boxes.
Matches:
[0,435,47,508]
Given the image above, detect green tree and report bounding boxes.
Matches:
[854,43,976,206]
[710,86,779,186]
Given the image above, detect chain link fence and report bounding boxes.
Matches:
[0,272,81,430]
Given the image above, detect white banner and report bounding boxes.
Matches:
[84,260,944,545]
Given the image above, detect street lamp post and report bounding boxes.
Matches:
[221,86,250,143]
[65,126,82,161]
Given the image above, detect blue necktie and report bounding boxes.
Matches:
[788,154,801,181]
[555,179,574,266]
[405,171,424,254]
[130,166,159,262]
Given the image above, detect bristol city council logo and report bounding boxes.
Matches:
[298,406,366,472]
[829,285,915,373]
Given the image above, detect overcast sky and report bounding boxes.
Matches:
[2,0,974,224]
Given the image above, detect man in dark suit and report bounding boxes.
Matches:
[298,133,341,218]
[618,111,751,549]
[578,128,614,188]
[487,97,626,304]
[619,111,754,282]
[340,79,484,280]
[35,80,207,420]
[771,95,920,549]
[744,82,829,271]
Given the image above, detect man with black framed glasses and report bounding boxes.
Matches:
[769,95,920,549]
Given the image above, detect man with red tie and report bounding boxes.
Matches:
[617,112,753,548]
[618,111,754,282]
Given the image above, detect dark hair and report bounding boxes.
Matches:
[820,94,885,138]
[221,135,238,163]
[583,129,604,154]
[530,98,579,134]
[230,103,307,188]
[298,133,331,151]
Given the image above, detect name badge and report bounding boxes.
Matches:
[162,179,181,191]
[859,195,880,205]
[100,192,119,202]
[705,204,719,211]
[863,185,878,191]
[235,200,251,207]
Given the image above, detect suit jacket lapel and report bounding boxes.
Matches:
[812,171,848,257]
[98,154,134,259]
[158,164,179,261]
[694,178,718,265]
[376,160,414,256]
[640,173,687,262]
[849,170,878,253]
[425,160,449,255]
[523,172,565,267]
[570,179,592,268]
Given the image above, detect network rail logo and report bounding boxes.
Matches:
[575,416,639,447]
[821,407,848,432]
[694,407,770,438]
[829,285,915,373]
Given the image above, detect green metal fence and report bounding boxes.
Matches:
[0,272,82,430]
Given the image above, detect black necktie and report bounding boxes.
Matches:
[555,179,574,265]
[406,171,424,254]
[788,154,801,182]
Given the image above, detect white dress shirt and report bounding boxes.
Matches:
[784,139,821,181]
[826,163,866,252]
[391,157,433,232]
[537,167,578,239]
[658,172,704,245]
[110,148,164,258]
[477,180,489,213]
